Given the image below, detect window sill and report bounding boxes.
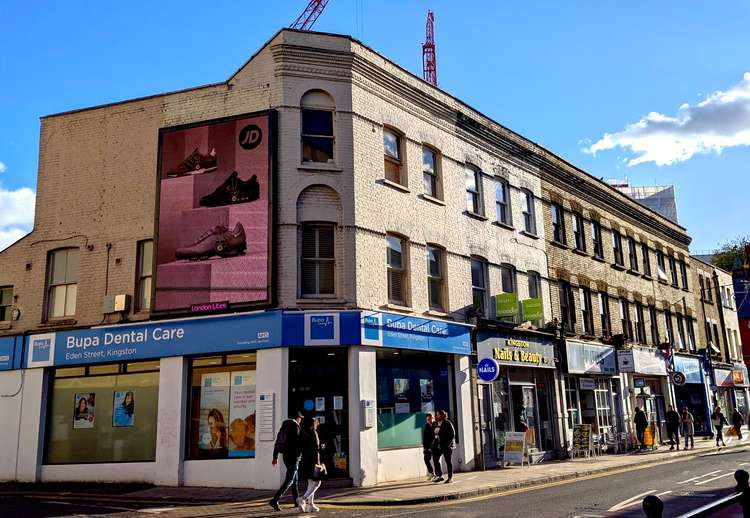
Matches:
[592,255,606,263]
[420,194,446,206]
[380,179,410,193]
[671,284,680,290]
[40,318,77,327]
[297,298,347,305]
[384,303,414,313]
[612,264,626,271]
[642,274,653,281]
[464,210,488,221]
[627,269,640,276]
[519,230,539,240]
[551,240,569,250]
[682,288,690,293]
[492,221,515,231]
[0,322,11,331]
[658,279,669,285]
[425,309,451,318]
[572,248,588,257]
[298,162,343,173]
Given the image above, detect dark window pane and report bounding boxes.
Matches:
[302,137,333,163]
[302,109,333,136]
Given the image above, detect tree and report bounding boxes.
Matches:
[711,236,750,272]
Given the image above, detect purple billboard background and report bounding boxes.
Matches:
[154,114,271,312]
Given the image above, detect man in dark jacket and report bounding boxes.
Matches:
[432,410,457,484]
[665,405,680,450]
[422,413,435,480]
[634,407,648,450]
[732,409,744,440]
[269,411,303,512]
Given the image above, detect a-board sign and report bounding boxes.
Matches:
[572,423,592,453]
[503,431,526,465]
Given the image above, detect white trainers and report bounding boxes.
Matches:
[296,497,308,512]
[309,503,320,512]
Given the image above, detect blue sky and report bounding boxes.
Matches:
[2,1,749,252]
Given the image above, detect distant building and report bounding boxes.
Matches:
[609,179,679,224]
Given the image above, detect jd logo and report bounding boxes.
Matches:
[238,124,262,150]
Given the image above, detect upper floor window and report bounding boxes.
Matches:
[635,301,646,344]
[422,146,440,199]
[386,234,408,306]
[676,313,686,350]
[649,306,659,345]
[426,245,446,312]
[679,260,689,290]
[580,287,594,335]
[471,257,488,317]
[135,240,154,311]
[627,237,638,271]
[301,225,335,297]
[712,321,721,349]
[705,277,714,303]
[599,292,612,337]
[686,319,696,351]
[551,204,566,244]
[591,220,603,259]
[612,231,624,266]
[521,190,536,235]
[669,256,679,287]
[383,128,404,185]
[641,243,652,276]
[656,251,668,282]
[0,286,12,322]
[619,299,632,341]
[527,271,542,325]
[699,274,706,301]
[499,264,516,323]
[465,166,484,215]
[46,248,79,319]
[559,281,575,333]
[572,212,586,252]
[495,179,511,226]
[301,90,335,164]
[665,310,675,346]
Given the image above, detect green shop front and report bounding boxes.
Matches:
[477,330,560,464]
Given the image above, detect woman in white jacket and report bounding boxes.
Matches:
[681,406,695,449]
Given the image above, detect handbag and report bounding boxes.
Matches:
[313,463,327,479]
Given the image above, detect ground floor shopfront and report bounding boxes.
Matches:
[476,330,562,465]
[0,310,473,489]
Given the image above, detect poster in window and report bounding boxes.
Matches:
[199,372,230,455]
[228,370,256,457]
[420,379,434,414]
[315,397,325,412]
[333,395,343,410]
[394,378,410,414]
[73,392,95,429]
[112,390,135,427]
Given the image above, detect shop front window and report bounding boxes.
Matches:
[187,353,257,459]
[45,361,160,464]
[564,375,581,432]
[376,350,454,449]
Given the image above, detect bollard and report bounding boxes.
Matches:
[643,495,664,518]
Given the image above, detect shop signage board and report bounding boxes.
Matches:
[733,363,748,387]
[671,372,687,386]
[25,311,283,368]
[495,293,519,319]
[572,424,592,455]
[360,311,471,355]
[566,341,616,375]
[715,368,734,387]
[477,332,555,369]
[579,378,596,390]
[503,431,526,465]
[617,349,635,373]
[673,355,703,384]
[477,358,500,383]
[0,336,22,371]
[521,298,544,322]
[617,347,667,376]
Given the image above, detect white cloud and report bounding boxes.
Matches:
[0,162,6,173]
[585,72,750,166]
[0,185,35,251]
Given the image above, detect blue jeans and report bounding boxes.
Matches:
[683,431,694,449]
[636,428,646,448]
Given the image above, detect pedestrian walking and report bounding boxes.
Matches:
[422,413,436,480]
[712,405,729,447]
[680,406,695,450]
[269,411,303,512]
[665,405,680,450]
[432,410,457,483]
[634,407,648,450]
[732,408,745,441]
[297,417,325,513]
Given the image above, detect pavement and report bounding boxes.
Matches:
[2,436,748,511]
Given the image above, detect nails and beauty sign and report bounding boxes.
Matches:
[477,332,556,369]
[154,111,275,314]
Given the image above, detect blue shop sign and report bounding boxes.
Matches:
[477,358,500,382]
[0,336,23,371]
[360,311,471,355]
[673,355,703,385]
[24,311,283,368]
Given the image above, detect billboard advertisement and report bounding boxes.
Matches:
[154,112,274,312]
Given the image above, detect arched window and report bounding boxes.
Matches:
[301,90,335,164]
[297,185,341,297]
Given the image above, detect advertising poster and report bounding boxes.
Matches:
[155,112,273,312]
[394,378,410,414]
[199,372,230,454]
[228,370,256,457]
[420,379,434,414]
[503,431,526,464]
[333,395,343,410]
[73,392,95,429]
[572,424,592,453]
[315,397,325,412]
[112,390,135,427]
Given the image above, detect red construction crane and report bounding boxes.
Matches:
[291,0,331,31]
[422,10,437,86]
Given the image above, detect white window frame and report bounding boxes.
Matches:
[300,224,336,298]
